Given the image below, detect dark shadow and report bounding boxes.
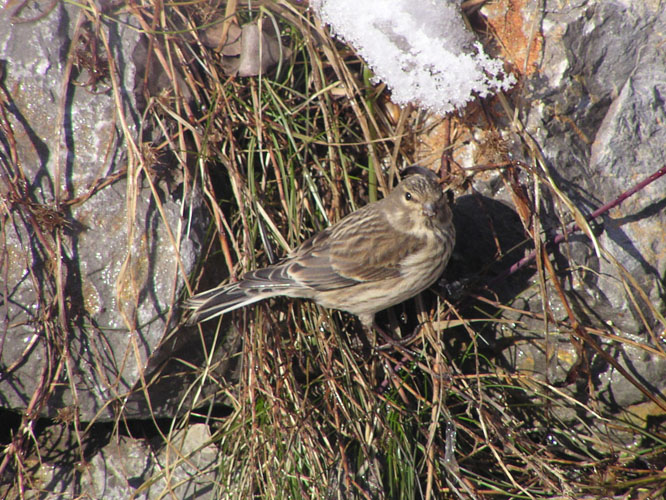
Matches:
[446,193,533,299]
[123,318,241,419]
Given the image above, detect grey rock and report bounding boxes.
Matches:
[24,423,219,499]
[0,3,204,420]
[495,0,666,417]
[527,0,666,331]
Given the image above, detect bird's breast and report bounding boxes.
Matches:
[399,222,454,292]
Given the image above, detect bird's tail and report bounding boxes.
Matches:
[183,280,275,325]
[183,265,303,324]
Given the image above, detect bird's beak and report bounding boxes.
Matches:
[422,202,436,217]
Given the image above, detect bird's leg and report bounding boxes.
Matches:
[374,320,423,351]
[373,321,397,349]
[373,323,422,397]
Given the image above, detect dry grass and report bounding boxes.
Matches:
[2,0,665,499]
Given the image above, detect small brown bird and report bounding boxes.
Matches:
[184,166,455,328]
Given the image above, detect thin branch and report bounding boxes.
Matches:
[489,164,666,287]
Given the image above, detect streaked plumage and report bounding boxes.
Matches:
[184,166,455,328]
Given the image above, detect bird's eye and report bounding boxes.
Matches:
[405,192,412,201]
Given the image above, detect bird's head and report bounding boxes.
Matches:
[389,166,453,233]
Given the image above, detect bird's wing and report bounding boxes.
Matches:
[285,206,426,291]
